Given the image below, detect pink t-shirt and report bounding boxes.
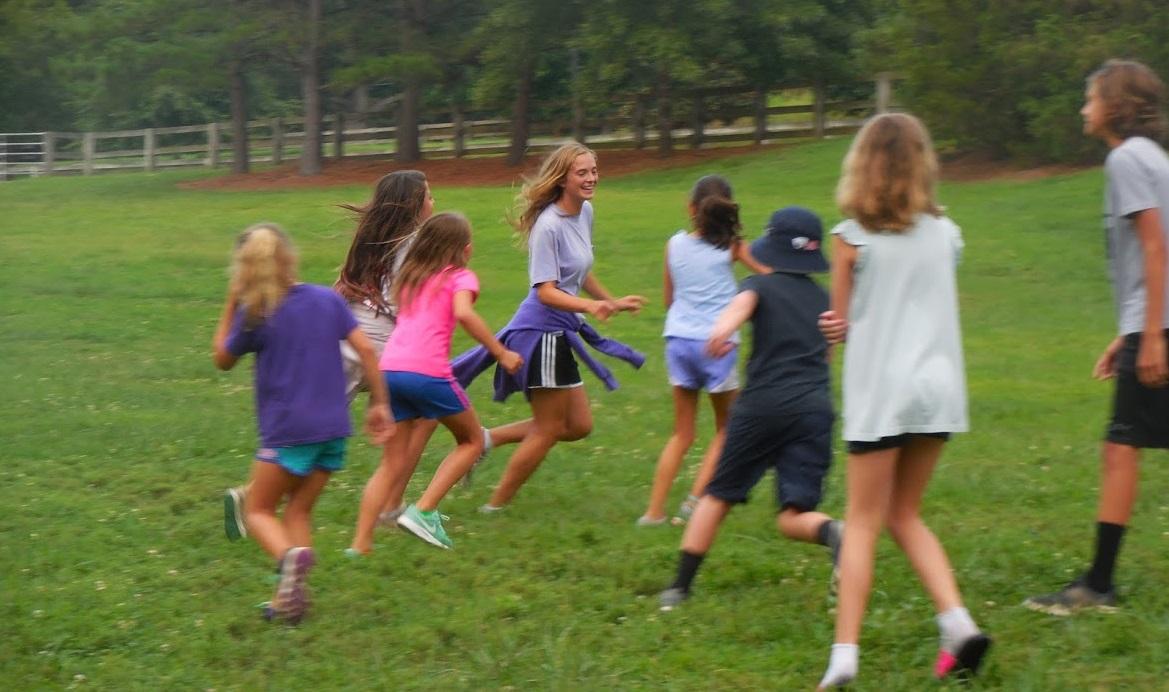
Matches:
[380,266,479,378]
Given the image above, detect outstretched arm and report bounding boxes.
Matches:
[663,243,675,309]
[819,235,857,346]
[454,290,523,374]
[706,290,758,357]
[733,239,772,275]
[583,271,647,315]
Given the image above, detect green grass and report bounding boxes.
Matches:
[3,139,1169,690]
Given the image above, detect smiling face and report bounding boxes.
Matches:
[559,153,598,205]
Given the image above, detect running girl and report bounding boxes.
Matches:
[816,114,991,688]
[639,174,770,526]
[350,212,522,552]
[213,224,392,623]
[452,143,647,511]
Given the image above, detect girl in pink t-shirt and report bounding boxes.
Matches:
[350,213,522,553]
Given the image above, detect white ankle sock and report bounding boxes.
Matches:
[818,643,858,689]
[481,426,493,454]
[937,606,979,654]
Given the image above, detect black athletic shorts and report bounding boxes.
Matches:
[704,408,834,512]
[527,331,583,389]
[1106,330,1169,449]
[846,432,951,455]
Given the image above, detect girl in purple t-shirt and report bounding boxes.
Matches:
[212,224,392,624]
[350,213,522,553]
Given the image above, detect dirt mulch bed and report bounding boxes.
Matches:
[939,152,1093,182]
[180,144,773,192]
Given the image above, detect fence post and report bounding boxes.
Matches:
[82,132,95,175]
[875,72,892,114]
[754,89,767,144]
[0,134,7,182]
[271,118,284,165]
[207,123,220,167]
[42,132,55,175]
[452,103,465,158]
[332,112,344,160]
[813,84,826,138]
[144,128,156,172]
[633,96,646,150]
[691,93,704,149]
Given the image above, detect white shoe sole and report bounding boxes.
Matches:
[397,513,451,549]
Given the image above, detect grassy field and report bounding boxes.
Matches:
[4,139,1169,690]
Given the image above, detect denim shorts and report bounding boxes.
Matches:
[665,337,740,393]
[384,370,471,421]
[257,437,347,477]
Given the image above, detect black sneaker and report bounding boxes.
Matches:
[1023,577,1118,616]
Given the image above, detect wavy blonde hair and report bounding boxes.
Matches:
[231,223,298,327]
[513,143,597,239]
[836,113,941,233]
[392,212,472,309]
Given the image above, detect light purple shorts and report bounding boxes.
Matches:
[665,337,740,393]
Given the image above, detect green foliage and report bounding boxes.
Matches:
[869,1,1169,162]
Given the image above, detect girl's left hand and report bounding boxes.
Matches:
[1137,331,1169,387]
[615,295,648,314]
[498,349,524,375]
[364,404,396,445]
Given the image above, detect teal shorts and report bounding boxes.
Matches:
[256,438,347,477]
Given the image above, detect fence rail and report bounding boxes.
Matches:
[1,76,895,180]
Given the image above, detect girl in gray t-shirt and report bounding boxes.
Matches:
[817,114,990,688]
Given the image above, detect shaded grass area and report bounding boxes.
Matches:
[4,139,1169,689]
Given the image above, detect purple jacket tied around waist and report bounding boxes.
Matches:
[451,289,646,401]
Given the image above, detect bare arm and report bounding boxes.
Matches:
[706,290,758,357]
[733,239,772,275]
[345,327,395,444]
[819,235,857,345]
[1133,208,1168,386]
[583,271,648,315]
[212,288,241,371]
[454,290,523,374]
[663,243,674,309]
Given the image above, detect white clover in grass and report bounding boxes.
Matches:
[32,609,43,617]
[94,581,106,591]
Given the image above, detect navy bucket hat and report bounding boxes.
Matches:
[750,206,829,274]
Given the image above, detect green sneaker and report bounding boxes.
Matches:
[224,486,247,541]
[1023,577,1118,616]
[397,504,453,549]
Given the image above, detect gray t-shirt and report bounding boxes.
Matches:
[528,200,594,297]
[1104,136,1169,335]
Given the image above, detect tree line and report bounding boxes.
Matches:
[3,1,1166,172]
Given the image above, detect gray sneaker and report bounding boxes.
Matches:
[461,426,494,487]
[1024,578,1118,616]
[659,587,689,611]
[825,519,843,598]
[224,486,247,541]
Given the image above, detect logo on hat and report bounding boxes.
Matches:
[791,237,819,251]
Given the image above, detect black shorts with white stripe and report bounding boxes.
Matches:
[527,331,583,389]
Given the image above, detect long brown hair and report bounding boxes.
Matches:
[836,112,941,233]
[1089,59,1167,141]
[231,223,298,328]
[392,212,472,309]
[335,170,429,312]
[690,174,741,250]
[513,143,597,239]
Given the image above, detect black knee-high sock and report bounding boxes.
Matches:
[670,550,705,593]
[1085,522,1126,593]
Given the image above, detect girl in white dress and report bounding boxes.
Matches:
[816,113,990,689]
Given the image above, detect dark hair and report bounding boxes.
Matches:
[335,170,429,313]
[1090,60,1168,141]
[392,212,472,309]
[690,174,741,250]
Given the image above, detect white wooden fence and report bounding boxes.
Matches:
[1,76,895,179]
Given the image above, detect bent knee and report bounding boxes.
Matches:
[560,422,592,442]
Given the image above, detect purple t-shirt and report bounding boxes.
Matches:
[226,283,358,447]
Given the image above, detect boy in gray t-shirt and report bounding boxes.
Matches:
[1026,60,1169,616]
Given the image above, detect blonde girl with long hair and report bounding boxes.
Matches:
[816,114,990,687]
[452,143,648,511]
[212,224,392,623]
[350,213,522,552]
